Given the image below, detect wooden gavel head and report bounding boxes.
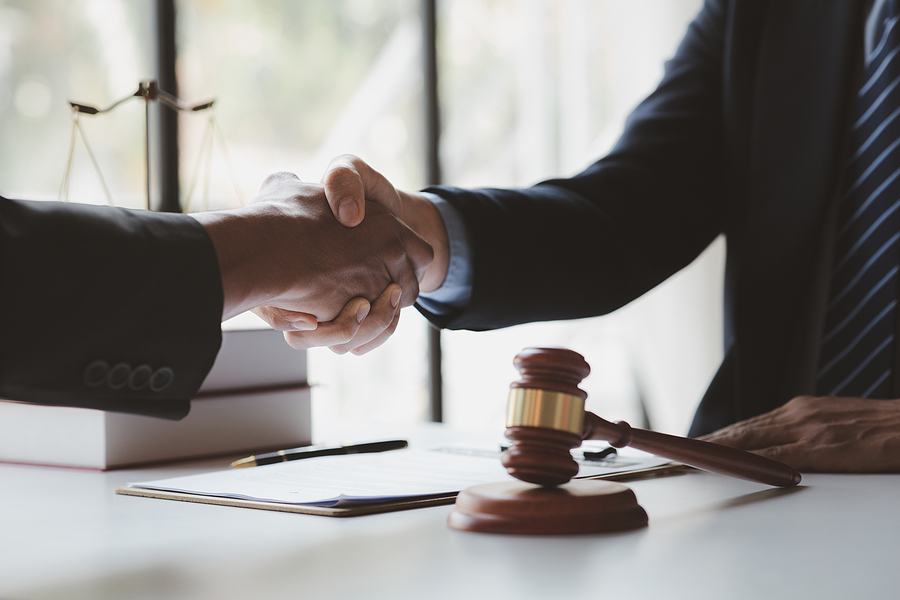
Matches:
[450,347,653,535]
[501,347,589,486]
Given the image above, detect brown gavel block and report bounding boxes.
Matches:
[449,479,648,535]
[448,347,801,535]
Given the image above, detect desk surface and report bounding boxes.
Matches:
[2,422,898,600]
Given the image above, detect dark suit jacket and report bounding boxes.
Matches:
[0,196,223,419]
[418,0,866,436]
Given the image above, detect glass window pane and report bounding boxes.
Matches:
[176,0,431,425]
[176,0,424,211]
[438,0,720,436]
[0,0,154,208]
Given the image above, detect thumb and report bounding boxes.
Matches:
[322,156,367,227]
[322,155,404,227]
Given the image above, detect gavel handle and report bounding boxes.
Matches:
[583,412,802,487]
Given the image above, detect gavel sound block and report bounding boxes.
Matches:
[448,347,802,535]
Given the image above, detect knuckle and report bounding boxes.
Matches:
[336,328,356,344]
[335,152,360,164]
[351,341,380,356]
[386,312,401,334]
[398,282,419,307]
[253,307,280,327]
[262,171,299,186]
[371,308,395,330]
[331,321,359,344]
[335,153,366,172]
[758,446,783,461]
[255,307,292,331]
[283,332,311,351]
[325,164,356,184]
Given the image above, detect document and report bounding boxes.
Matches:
[125,444,672,508]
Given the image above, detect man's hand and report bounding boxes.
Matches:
[272,283,404,355]
[322,154,449,293]
[270,156,452,355]
[191,172,432,323]
[700,396,900,472]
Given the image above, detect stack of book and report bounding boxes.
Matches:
[0,313,311,469]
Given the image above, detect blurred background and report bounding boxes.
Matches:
[0,0,721,436]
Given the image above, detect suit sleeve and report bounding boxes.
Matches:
[418,0,731,331]
[0,197,224,419]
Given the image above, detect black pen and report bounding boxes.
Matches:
[230,439,408,468]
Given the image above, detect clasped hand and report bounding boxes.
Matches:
[252,159,447,355]
[194,171,432,355]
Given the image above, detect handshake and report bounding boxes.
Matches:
[192,155,447,356]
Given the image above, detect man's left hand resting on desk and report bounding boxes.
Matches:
[701,396,900,472]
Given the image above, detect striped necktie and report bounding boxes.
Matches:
[817,4,900,398]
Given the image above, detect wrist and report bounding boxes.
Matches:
[401,191,449,292]
[190,205,284,320]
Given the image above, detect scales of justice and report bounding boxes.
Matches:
[449,347,801,535]
[59,80,240,212]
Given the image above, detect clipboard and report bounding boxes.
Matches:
[115,485,458,517]
[114,461,685,517]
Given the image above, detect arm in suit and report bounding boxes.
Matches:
[0,173,433,418]
[422,0,730,330]
[305,0,735,333]
[291,0,732,349]
[0,195,223,419]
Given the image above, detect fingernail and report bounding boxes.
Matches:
[391,287,402,308]
[337,199,358,225]
[356,302,370,323]
[291,320,316,331]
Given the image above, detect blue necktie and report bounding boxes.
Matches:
[817,5,900,398]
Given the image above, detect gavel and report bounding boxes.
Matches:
[449,347,801,534]
[501,347,801,488]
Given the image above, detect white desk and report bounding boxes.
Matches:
[2,423,898,600]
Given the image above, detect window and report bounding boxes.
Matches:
[436,0,719,436]
[0,0,154,208]
[174,0,434,425]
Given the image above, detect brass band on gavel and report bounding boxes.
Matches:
[505,388,585,436]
